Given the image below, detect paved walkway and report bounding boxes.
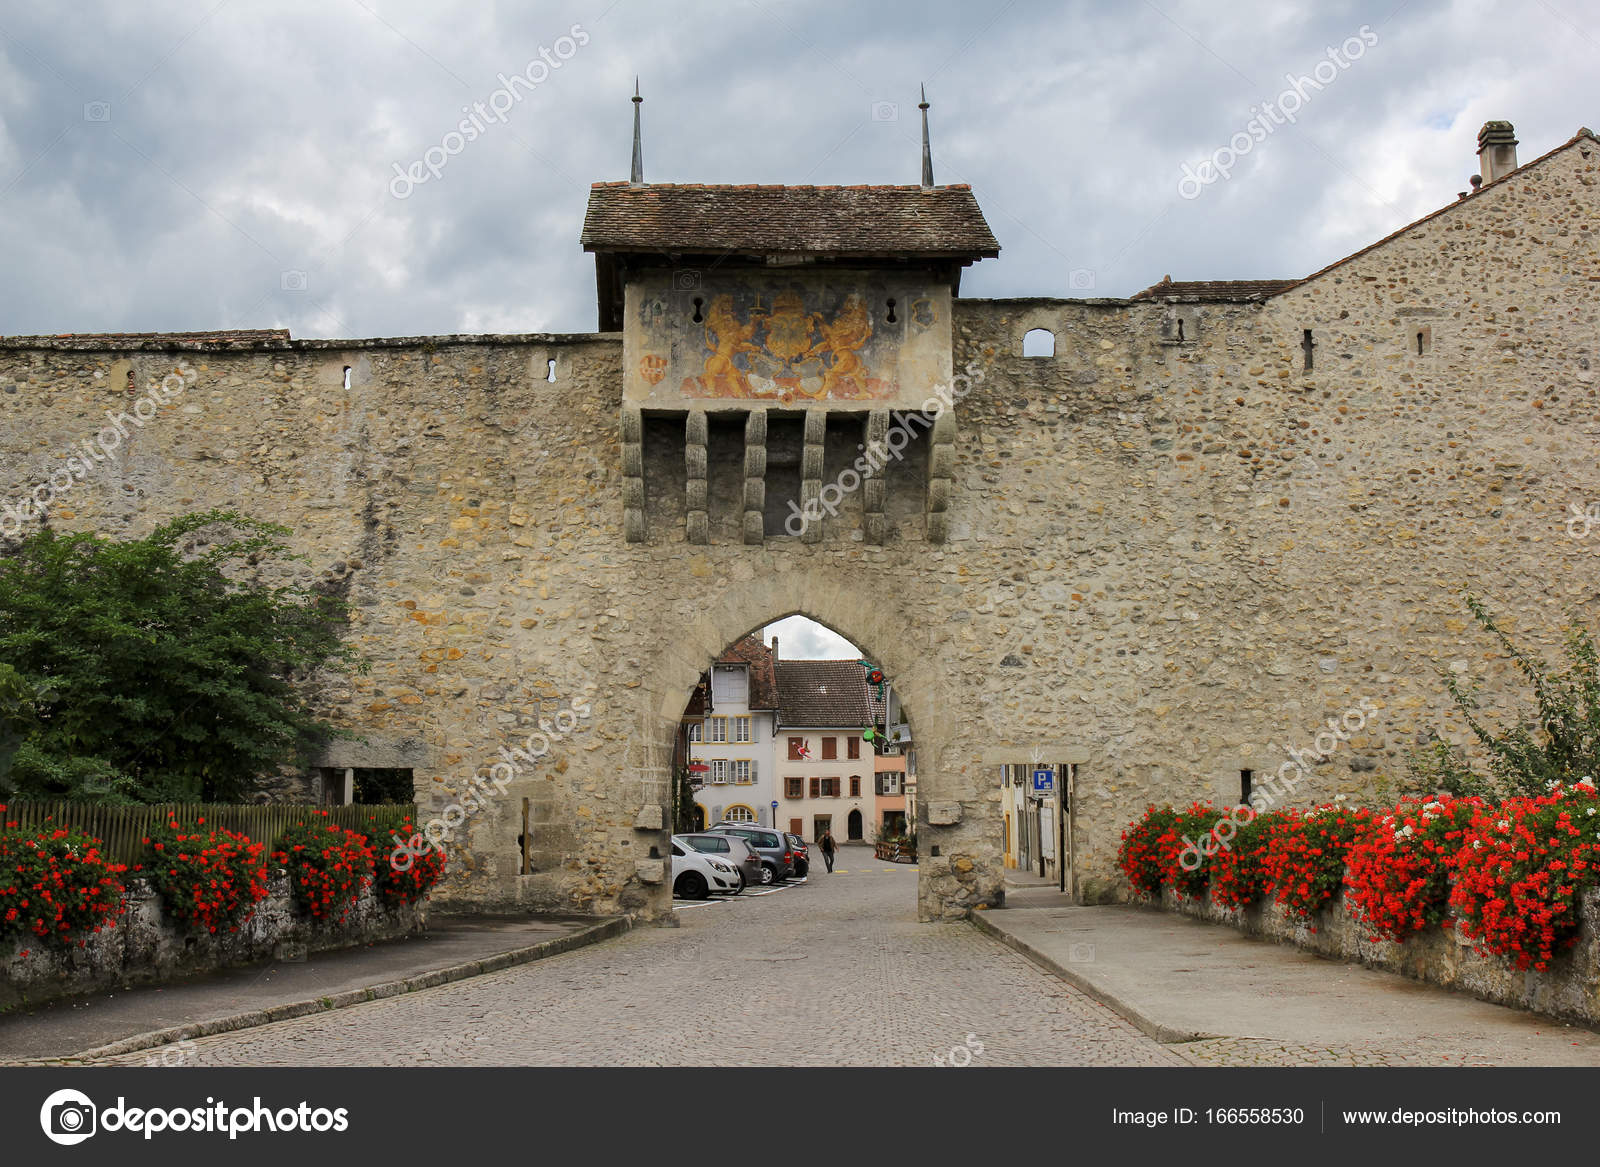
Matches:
[75,864,1184,1067]
[975,887,1600,1066]
[1,914,614,1062]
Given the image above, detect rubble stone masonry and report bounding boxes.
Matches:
[2,131,1597,922]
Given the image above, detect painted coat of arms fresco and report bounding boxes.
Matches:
[682,289,906,400]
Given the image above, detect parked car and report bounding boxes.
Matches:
[675,833,762,890]
[706,822,795,884]
[785,833,810,879]
[670,838,742,899]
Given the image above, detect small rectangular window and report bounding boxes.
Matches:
[847,736,860,759]
[1241,769,1253,807]
[822,737,837,760]
[786,777,803,799]
[788,736,806,760]
[733,716,752,743]
[687,722,702,743]
[849,776,860,797]
[709,717,728,744]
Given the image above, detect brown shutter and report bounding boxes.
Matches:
[809,777,820,799]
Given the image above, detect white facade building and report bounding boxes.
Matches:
[685,636,781,829]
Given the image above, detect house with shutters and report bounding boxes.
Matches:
[682,634,780,829]
[774,657,877,843]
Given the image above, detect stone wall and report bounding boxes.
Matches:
[1,133,1596,922]
[1157,885,1600,1029]
[0,873,425,1012]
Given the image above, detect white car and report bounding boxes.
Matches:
[671,838,743,899]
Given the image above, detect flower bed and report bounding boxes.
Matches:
[0,806,128,954]
[0,803,438,1011]
[1116,784,1600,1025]
[139,816,270,935]
[273,811,378,925]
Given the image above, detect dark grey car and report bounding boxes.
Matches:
[706,823,795,884]
[676,833,762,889]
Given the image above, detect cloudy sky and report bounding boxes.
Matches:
[0,0,1592,339]
[764,616,861,660]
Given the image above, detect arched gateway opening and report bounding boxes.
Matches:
[667,616,920,916]
[634,590,1005,923]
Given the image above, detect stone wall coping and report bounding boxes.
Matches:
[0,332,622,353]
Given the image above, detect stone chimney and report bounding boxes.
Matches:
[770,635,779,660]
[1477,121,1518,185]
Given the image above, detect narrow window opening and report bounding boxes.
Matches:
[342,365,352,390]
[1415,326,1432,356]
[546,357,557,383]
[691,297,704,323]
[1022,328,1055,358]
[1240,769,1253,807]
[1301,329,1315,372]
[885,297,897,323]
[1176,318,1185,342]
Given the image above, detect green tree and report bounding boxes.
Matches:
[0,511,359,803]
[1409,596,1600,798]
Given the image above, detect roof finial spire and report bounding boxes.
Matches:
[918,83,934,189]
[630,78,644,187]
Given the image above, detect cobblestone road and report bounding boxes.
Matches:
[91,857,1185,1068]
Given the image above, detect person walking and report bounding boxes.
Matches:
[820,830,836,873]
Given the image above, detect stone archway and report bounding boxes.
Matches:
[632,568,1004,922]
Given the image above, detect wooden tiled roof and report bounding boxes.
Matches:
[1131,277,1297,302]
[776,659,874,728]
[581,183,1000,259]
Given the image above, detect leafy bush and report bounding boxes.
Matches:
[139,816,270,935]
[0,512,358,803]
[1411,597,1600,799]
[1449,783,1600,970]
[1117,805,1179,898]
[1346,796,1480,943]
[0,804,128,950]
[273,812,376,925]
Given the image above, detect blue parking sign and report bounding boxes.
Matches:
[1032,768,1054,793]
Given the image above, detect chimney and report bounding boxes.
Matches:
[1477,121,1518,185]
[770,635,779,660]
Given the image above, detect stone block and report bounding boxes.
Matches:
[634,804,664,830]
[927,801,962,825]
[684,444,707,479]
[686,510,709,544]
[635,859,665,885]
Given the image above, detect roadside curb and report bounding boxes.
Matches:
[30,916,633,1064]
[966,909,1220,1045]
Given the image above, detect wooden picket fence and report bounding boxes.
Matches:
[0,800,415,866]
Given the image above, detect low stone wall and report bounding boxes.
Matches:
[0,873,426,1011]
[1154,886,1600,1028]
